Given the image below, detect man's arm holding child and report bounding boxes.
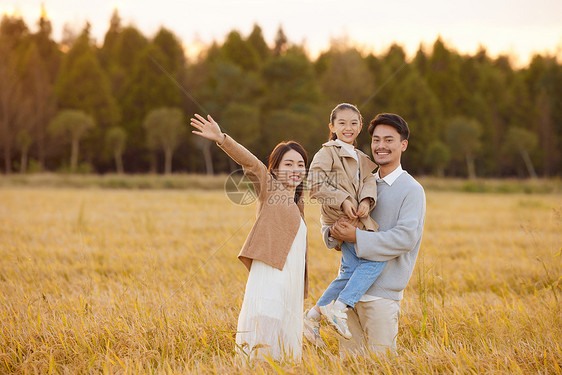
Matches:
[331,185,425,261]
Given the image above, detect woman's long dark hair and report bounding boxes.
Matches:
[267,141,308,204]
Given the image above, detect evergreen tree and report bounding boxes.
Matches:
[273,26,288,56]
[153,27,186,74]
[459,49,508,175]
[0,14,30,174]
[426,37,469,118]
[200,62,261,115]
[54,25,119,170]
[524,55,562,175]
[260,47,322,157]
[31,4,61,79]
[261,47,320,112]
[317,45,375,108]
[364,44,408,116]
[385,67,442,173]
[18,42,45,172]
[221,30,260,71]
[55,24,119,129]
[413,44,428,76]
[109,26,149,96]
[247,24,271,62]
[99,8,121,68]
[119,28,185,171]
[28,7,60,170]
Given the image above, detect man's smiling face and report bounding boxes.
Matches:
[371,124,408,170]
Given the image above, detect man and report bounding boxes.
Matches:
[324,112,426,355]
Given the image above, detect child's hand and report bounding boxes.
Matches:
[190,114,226,143]
[342,199,358,219]
[357,198,371,218]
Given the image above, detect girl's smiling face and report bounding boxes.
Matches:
[329,108,362,145]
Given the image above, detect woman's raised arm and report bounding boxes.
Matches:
[190,113,268,198]
[190,114,226,143]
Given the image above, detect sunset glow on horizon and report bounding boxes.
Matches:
[3,0,562,66]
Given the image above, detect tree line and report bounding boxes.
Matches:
[1,9,561,177]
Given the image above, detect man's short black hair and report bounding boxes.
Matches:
[368,113,410,141]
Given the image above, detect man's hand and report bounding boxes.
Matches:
[330,217,358,243]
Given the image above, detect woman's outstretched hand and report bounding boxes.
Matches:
[190,114,226,143]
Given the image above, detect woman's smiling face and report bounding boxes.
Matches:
[274,149,306,189]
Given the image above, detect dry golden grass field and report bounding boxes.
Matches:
[0,183,561,374]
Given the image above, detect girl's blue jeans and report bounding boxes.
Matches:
[317,241,386,308]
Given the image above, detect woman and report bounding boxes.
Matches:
[190,114,309,362]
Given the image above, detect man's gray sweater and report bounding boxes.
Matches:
[323,171,426,301]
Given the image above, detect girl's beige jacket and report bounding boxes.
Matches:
[218,134,308,298]
[307,140,379,231]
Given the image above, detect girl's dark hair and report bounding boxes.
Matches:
[328,103,363,144]
[368,113,410,141]
[268,141,308,204]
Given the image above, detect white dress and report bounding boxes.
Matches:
[236,218,307,362]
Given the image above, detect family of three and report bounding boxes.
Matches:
[189,103,426,362]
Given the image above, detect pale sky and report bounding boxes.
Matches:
[3,0,562,66]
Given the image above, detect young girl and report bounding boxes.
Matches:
[304,103,386,346]
[190,114,308,362]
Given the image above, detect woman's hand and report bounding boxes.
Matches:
[190,114,226,143]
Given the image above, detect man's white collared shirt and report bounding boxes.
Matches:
[374,165,405,186]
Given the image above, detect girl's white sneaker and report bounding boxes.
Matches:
[319,302,352,340]
[303,310,326,347]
